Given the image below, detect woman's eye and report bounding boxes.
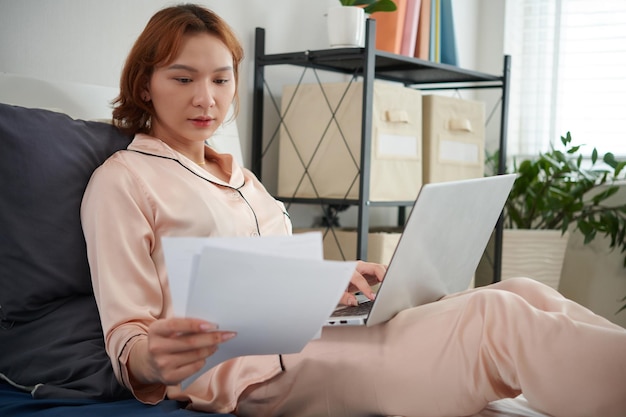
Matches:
[214,78,230,85]
[174,77,192,84]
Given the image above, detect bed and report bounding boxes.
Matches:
[0,73,549,417]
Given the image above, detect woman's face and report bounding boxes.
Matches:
[147,33,236,147]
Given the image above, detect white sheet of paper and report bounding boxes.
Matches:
[162,232,325,316]
[161,233,356,389]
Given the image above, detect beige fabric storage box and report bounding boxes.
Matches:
[422,95,485,184]
[278,81,422,201]
[294,227,402,265]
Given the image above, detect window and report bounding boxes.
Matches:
[504,0,626,159]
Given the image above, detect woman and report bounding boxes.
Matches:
[81,4,626,417]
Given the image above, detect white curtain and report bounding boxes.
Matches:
[504,0,626,159]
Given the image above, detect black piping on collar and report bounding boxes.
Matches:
[124,149,260,235]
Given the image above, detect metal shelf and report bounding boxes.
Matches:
[257,47,502,87]
[252,19,510,283]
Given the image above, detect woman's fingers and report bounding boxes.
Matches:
[151,317,218,337]
[148,343,220,385]
[341,291,358,306]
[355,260,387,284]
[341,261,388,306]
[348,271,376,300]
[152,329,236,354]
[146,317,236,385]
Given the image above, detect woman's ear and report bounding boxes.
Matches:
[141,90,151,102]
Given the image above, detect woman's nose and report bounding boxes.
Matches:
[192,82,215,108]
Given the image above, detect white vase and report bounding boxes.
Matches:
[475,229,570,291]
[501,229,570,290]
[327,6,365,48]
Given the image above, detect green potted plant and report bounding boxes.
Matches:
[484,131,626,311]
[327,0,396,48]
[492,132,625,258]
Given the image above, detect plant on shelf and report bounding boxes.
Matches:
[339,0,397,14]
[327,0,396,48]
[487,131,626,311]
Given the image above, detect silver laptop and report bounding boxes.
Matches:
[326,174,517,327]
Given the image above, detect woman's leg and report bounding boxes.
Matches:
[237,282,626,417]
[456,277,623,330]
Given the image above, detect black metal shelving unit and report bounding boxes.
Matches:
[252,19,511,283]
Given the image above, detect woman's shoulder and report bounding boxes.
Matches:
[96,134,174,171]
[93,148,138,176]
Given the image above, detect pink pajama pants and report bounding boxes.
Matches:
[236,278,626,417]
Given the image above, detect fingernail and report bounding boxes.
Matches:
[221,332,237,341]
[200,323,218,332]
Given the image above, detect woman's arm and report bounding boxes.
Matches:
[81,157,171,401]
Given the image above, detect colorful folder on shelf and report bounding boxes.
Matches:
[439,0,458,65]
[400,0,422,57]
[371,0,408,54]
[414,0,431,60]
[429,0,440,62]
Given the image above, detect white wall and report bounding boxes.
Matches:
[0,0,506,229]
[4,0,623,325]
[0,0,330,162]
[0,0,503,168]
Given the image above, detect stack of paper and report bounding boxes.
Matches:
[162,232,356,388]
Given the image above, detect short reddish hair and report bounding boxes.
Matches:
[112,4,244,135]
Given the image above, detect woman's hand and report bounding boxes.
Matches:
[129,317,236,386]
[339,260,387,306]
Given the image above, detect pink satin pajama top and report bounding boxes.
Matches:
[81,134,292,413]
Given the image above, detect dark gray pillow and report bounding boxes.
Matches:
[0,104,131,322]
[0,103,133,399]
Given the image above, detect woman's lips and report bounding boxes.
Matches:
[190,117,214,128]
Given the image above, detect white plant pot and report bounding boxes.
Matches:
[501,229,570,291]
[475,229,570,291]
[327,6,365,48]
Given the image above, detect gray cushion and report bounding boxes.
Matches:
[0,104,131,321]
[0,103,133,399]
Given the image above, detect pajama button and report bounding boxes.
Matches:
[250,231,259,237]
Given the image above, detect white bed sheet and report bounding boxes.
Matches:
[472,396,550,417]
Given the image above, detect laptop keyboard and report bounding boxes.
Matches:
[331,300,373,317]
